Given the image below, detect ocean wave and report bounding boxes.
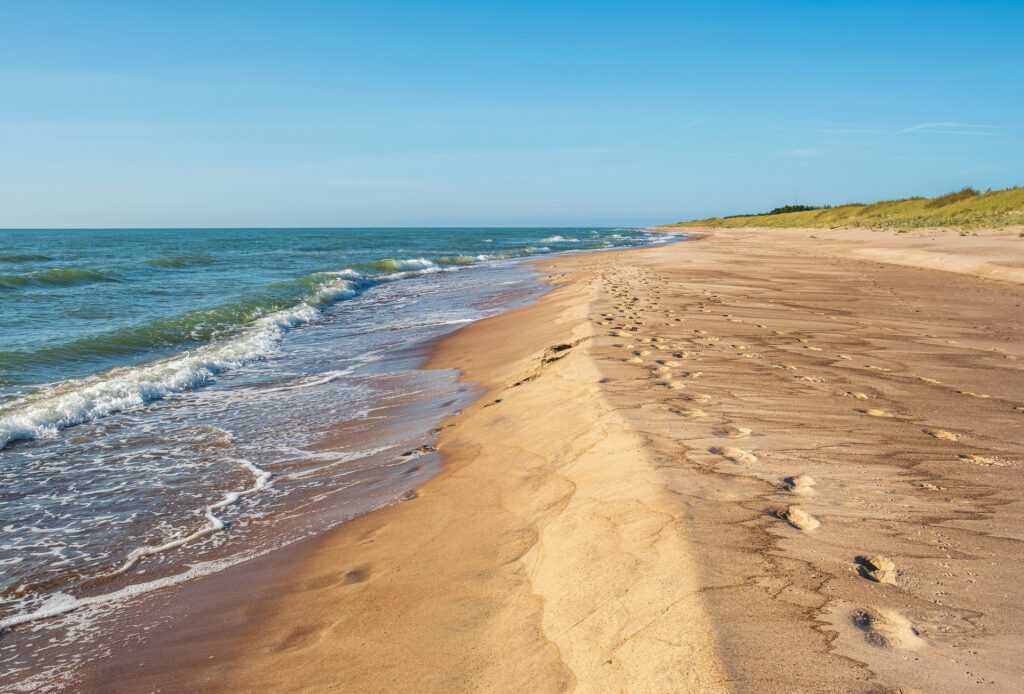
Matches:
[540,235,579,243]
[0,253,53,263]
[143,253,215,268]
[0,268,119,290]
[0,303,319,448]
[434,255,477,266]
[0,271,368,375]
[365,257,437,272]
[0,264,442,448]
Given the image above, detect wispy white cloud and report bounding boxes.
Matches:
[899,122,1001,135]
[767,124,890,134]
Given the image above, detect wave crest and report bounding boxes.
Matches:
[365,257,438,272]
[0,268,119,290]
[143,254,214,268]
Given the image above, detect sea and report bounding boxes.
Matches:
[0,226,674,690]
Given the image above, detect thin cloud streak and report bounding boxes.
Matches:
[899,122,1002,135]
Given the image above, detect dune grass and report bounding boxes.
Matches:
[668,186,1024,230]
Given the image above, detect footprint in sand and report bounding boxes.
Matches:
[778,506,819,530]
[773,364,797,370]
[855,556,898,585]
[783,474,815,495]
[957,391,990,398]
[857,408,892,418]
[626,356,644,364]
[681,393,711,403]
[851,609,924,650]
[709,446,757,464]
[714,424,752,438]
[844,391,870,400]
[923,428,961,441]
[796,375,825,383]
[672,406,706,418]
[837,354,853,360]
[664,380,686,389]
[277,622,333,652]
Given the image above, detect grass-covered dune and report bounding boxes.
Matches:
[668,186,1024,230]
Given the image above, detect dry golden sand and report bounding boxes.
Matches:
[213,225,1024,693]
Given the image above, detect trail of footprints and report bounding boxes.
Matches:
[594,263,1019,665]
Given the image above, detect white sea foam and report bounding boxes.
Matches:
[257,368,354,394]
[105,458,271,577]
[0,265,444,448]
[540,235,579,242]
[0,303,320,448]
[314,276,359,303]
[0,457,272,631]
[379,257,437,271]
[0,552,262,632]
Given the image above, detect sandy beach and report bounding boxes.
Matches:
[6,4,1021,692]
[104,225,1023,693]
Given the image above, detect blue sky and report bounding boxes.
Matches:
[1,1,1022,227]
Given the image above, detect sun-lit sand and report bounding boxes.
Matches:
[193,224,1024,692]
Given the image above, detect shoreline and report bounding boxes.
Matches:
[47,237,672,692]
[203,235,730,692]
[77,226,1024,691]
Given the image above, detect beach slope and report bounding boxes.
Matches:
[216,225,1024,693]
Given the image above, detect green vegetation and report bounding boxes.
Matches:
[668,186,1024,230]
[766,204,830,215]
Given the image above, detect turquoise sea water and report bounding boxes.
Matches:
[0,226,674,689]
[0,227,646,410]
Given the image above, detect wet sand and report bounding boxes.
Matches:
[125,225,1024,692]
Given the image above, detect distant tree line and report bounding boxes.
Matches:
[765,204,830,215]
